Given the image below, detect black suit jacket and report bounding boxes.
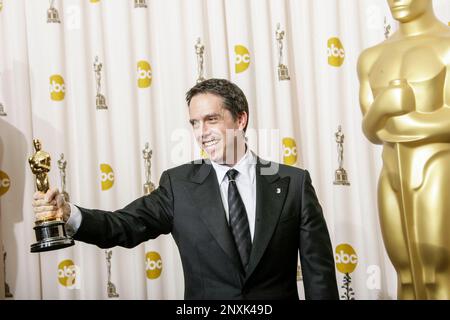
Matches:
[73,157,339,300]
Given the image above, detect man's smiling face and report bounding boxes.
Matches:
[188,93,246,164]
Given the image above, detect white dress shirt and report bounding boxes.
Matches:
[210,149,257,242]
[67,203,82,236]
[66,149,258,241]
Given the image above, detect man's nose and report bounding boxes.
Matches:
[201,122,211,138]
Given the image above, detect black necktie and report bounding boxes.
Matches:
[226,169,252,270]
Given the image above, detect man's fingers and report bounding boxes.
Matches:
[34,205,58,213]
[33,192,46,200]
[36,211,59,220]
[33,189,63,222]
[44,188,60,202]
[32,199,56,207]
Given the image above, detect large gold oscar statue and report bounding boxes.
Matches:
[357,0,450,299]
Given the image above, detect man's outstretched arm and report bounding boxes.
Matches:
[33,171,174,249]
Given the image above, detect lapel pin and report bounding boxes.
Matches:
[276,188,281,194]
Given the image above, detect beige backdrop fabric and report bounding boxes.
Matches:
[1,0,449,300]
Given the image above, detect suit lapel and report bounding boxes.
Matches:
[245,158,290,280]
[188,161,244,272]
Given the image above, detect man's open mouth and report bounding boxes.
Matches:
[203,139,219,148]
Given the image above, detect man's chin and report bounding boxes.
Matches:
[207,151,224,164]
[202,142,222,161]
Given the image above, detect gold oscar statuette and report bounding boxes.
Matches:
[28,139,74,253]
[358,0,450,299]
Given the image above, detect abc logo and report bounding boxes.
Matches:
[49,74,65,101]
[327,37,345,67]
[145,251,162,279]
[282,138,297,166]
[58,259,80,289]
[100,163,114,191]
[235,45,250,73]
[335,243,358,274]
[0,170,11,196]
[137,60,152,88]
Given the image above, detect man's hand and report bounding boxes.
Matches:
[32,188,71,223]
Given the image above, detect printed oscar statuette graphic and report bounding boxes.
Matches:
[142,142,155,195]
[384,17,392,40]
[0,102,6,117]
[3,248,12,298]
[58,153,70,202]
[47,0,61,23]
[28,139,74,253]
[195,37,206,84]
[333,125,350,186]
[134,0,147,8]
[94,56,108,110]
[105,250,119,298]
[0,73,7,116]
[275,23,290,81]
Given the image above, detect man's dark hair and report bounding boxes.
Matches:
[185,78,249,132]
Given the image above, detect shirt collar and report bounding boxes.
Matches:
[211,148,257,184]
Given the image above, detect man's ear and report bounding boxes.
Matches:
[238,111,248,130]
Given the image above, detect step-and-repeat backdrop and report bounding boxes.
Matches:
[1,0,449,300]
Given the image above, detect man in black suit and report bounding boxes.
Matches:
[33,79,338,300]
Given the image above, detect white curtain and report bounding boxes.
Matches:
[1,0,449,300]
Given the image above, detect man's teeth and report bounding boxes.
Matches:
[204,139,218,147]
